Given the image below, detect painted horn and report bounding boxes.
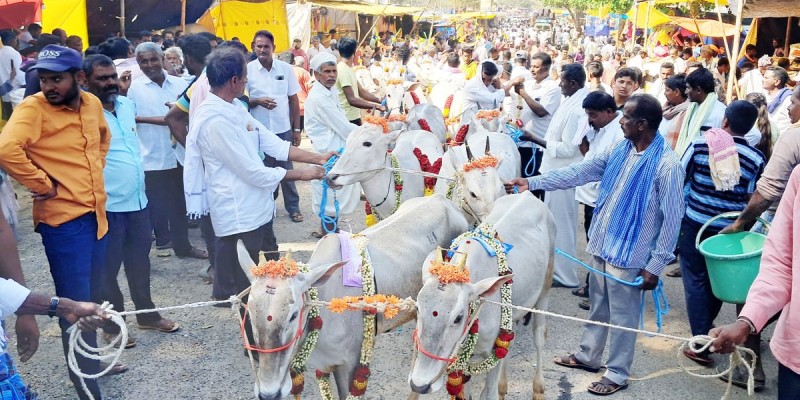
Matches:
[435,247,444,263]
[465,141,475,161]
[286,249,293,262]
[258,251,267,265]
[484,136,491,155]
[456,252,468,269]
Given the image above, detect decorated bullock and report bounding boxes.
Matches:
[236,194,469,399]
[408,191,556,400]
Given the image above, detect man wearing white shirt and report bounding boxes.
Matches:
[307,36,322,63]
[512,52,561,180]
[0,33,25,120]
[186,47,330,298]
[128,42,205,259]
[763,66,793,134]
[647,62,674,106]
[247,30,305,223]
[521,64,590,288]
[461,61,507,111]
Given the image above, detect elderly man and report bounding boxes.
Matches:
[520,63,590,288]
[764,66,793,134]
[127,42,205,259]
[462,61,507,111]
[0,44,112,400]
[184,47,331,299]
[506,94,684,396]
[305,53,361,237]
[674,67,727,156]
[247,30,305,223]
[83,54,179,347]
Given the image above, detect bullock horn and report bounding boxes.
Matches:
[456,252,467,269]
[484,136,491,155]
[435,247,444,263]
[258,251,267,265]
[465,141,475,161]
[285,249,293,262]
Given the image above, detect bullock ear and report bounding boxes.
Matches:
[296,261,346,292]
[470,275,514,301]
[237,240,258,283]
[383,129,403,145]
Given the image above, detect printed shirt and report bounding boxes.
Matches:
[102,96,148,212]
[127,72,189,171]
[246,59,300,133]
[527,141,685,275]
[0,91,110,238]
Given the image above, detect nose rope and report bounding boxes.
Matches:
[412,306,478,365]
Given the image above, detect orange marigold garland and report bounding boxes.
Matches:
[475,109,501,120]
[462,155,499,173]
[387,114,406,122]
[325,294,404,319]
[428,261,471,284]
[363,115,390,133]
[251,253,299,279]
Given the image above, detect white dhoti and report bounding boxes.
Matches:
[544,187,580,287]
[311,179,360,217]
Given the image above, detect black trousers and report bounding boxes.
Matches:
[518,146,544,200]
[145,167,191,254]
[213,221,278,298]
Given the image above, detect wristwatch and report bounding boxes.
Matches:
[48,296,60,318]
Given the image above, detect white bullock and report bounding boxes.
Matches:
[327,125,443,221]
[237,195,469,399]
[408,192,556,400]
[385,82,428,116]
[429,81,466,122]
[406,103,447,144]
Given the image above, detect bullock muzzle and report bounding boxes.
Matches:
[326,175,342,189]
[257,391,282,400]
[410,382,432,394]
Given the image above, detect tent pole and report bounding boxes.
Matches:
[630,1,638,53]
[643,0,651,49]
[356,5,390,50]
[726,0,745,104]
[181,0,187,33]
[120,0,126,36]
[784,17,792,57]
[714,0,732,61]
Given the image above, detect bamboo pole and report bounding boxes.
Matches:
[120,0,126,36]
[784,17,792,57]
[356,4,391,50]
[181,0,187,33]
[630,1,638,53]
[726,0,745,104]
[714,0,732,61]
[643,0,651,49]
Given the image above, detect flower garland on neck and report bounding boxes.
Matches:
[443,94,455,118]
[412,148,442,196]
[475,109,501,120]
[316,236,376,399]
[444,223,514,398]
[364,154,403,226]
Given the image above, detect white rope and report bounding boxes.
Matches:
[66,295,244,400]
[479,298,757,399]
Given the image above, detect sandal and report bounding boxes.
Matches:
[138,318,180,333]
[682,348,713,366]
[176,247,208,260]
[553,354,601,373]
[291,212,304,223]
[572,285,589,298]
[311,230,326,239]
[102,332,136,349]
[665,267,682,278]
[99,362,128,376]
[587,377,628,396]
[579,299,590,310]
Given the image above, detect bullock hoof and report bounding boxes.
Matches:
[587,377,627,396]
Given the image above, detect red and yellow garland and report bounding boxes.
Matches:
[412,147,442,196]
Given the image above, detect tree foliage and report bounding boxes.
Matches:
[540,0,633,33]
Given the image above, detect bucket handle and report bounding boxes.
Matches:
[695,211,772,250]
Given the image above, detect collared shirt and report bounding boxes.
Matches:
[0,91,110,238]
[246,59,300,133]
[520,76,561,148]
[195,94,291,237]
[575,112,625,206]
[527,141,685,275]
[1,278,30,356]
[683,135,765,228]
[740,165,800,374]
[462,75,506,111]
[0,46,25,102]
[305,81,358,153]
[767,90,793,135]
[103,96,148,212]
[127,72,189,171]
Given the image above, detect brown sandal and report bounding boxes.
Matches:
[587,377,628,396]
[291,212,304,223]
[682,348,713,366]
[138,318,180,333]
[553,354,601,373]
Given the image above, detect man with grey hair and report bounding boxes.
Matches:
[305,52,361,237]
[128,42,207,259]
[183,47,331,298]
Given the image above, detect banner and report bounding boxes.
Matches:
[197,0,290,52]
[42,0,88,47]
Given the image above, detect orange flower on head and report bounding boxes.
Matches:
[387,114,407,122]
[462,155,499,173]
[363,115,391,133]
[251,257,300,279]
[429,261,471,284]
[475,110,501,120]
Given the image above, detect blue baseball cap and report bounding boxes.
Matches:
[30,45,82,72]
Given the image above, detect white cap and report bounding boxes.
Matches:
[310,52,337,72]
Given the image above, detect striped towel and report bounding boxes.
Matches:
[705,128,741,191]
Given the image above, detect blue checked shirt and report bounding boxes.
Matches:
[527,140,685,276]
[102,96,148,212]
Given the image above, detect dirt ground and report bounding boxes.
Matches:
[4,142,778,399]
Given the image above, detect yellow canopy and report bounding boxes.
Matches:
[654,0,728,4]
[197,0,290,51]
[670,16,738,37]
[311,0,423,16]
[587,5,611,19]
[42,0,88,48]
[626,2,672,28]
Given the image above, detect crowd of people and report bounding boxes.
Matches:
[0,13,798,399]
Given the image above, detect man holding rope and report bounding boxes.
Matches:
[505,94,684,395]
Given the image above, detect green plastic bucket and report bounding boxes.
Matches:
[696,212,770,304]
